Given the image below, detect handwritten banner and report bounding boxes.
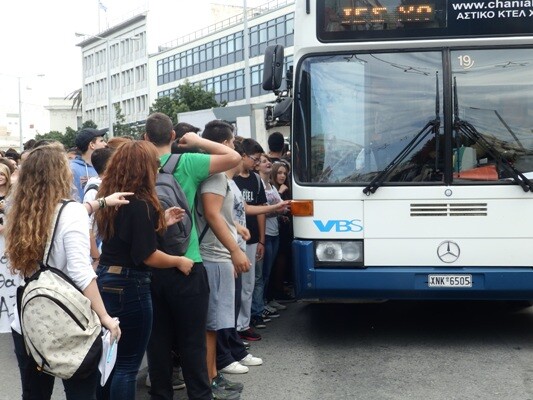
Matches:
[0,235,20,333]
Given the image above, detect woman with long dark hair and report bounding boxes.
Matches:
[94,140,194,400]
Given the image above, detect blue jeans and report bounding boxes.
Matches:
[262,235,280,302]
[12,329,98,400]
[96,266,152,400]
[251,258,264,318]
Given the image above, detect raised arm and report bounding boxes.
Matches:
[177,132,241,174]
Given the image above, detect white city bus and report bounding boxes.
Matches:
[262,0,533,303]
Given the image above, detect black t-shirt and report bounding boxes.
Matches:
[100,198,160,270]
[233,172,267,244]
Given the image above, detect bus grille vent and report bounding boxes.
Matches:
[410,203,488,217]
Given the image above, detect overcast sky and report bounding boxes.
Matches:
[0,0,264,112]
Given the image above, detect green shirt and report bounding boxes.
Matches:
[160,152,211,262]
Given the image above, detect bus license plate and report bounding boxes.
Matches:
[428,274,472,288]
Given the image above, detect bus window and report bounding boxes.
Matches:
[451,49,533,182]
[300,51,444,184]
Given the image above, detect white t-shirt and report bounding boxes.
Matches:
[11,201,96,334]
[82,176,101,232]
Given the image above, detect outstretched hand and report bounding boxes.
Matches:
[105,192,134,207]
[165,206,185,226]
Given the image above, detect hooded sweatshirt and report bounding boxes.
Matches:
[70,156,97,202]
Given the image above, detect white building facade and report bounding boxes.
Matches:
[77,13,149,134]
[149,0,295,111]
[45,97,82,133]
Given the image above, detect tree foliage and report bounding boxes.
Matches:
[149,80,224,124]
[35,120,97,149]
[113,104,138,137]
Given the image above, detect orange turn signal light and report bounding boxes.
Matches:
[290,200,314,216]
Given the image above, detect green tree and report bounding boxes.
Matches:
[35,131,65,144]
[65,88,82,111]
[63,127,77,149]
[113,104,137,137]
[34,126,77,149]
[82,120,97,129]
[149,81,224,124]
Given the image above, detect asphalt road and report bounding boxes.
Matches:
[3,300,533,400]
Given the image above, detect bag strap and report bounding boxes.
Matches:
[43,200,74,266]
[196,175,231,245]
[161,154,181,174]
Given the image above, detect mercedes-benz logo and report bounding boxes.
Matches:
[437,240,460,263]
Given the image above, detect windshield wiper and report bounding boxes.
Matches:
[363,72,441,195]
[453,77,533,192]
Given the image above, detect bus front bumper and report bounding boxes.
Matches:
[293,240,533,301]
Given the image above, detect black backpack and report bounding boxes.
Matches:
[156,154,193,256]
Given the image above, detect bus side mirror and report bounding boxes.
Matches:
[262,45,285,91]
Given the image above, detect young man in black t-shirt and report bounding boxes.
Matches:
[233,138,268,339]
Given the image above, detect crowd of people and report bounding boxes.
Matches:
[4,114,294,400]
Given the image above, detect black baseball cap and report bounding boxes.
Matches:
[75,128,107,152]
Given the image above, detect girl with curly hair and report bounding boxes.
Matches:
[94,140,194,400]
[6,143,122,400]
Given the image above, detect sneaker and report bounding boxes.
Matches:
[239,353,263,366]
[219,361,249,374]
[268,300,287,310]
[241,340,249,347]
[214,373,244,393]
[264,304,278,314]
[145,370,186,390]
[172,375,186,390]
[259,313,271,322]
[238,328,262,341]
[251,316,267,329]
[262,309,280,319]
[274,292,296,303]
[211,379,241,400]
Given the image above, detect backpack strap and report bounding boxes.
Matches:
[43,200,75,266]
[161,154,181,175]
[196,175,231,245]
[83,183,99,195]
[18,200,74,326]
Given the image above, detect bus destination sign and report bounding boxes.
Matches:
[319,0,533,41]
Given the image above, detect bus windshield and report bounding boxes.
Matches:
[296,48,533,185]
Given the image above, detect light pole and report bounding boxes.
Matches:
[17,77,22,151]
[1,73,44,151]
[76,33,140,138]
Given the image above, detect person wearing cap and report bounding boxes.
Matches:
[70,128,107,201]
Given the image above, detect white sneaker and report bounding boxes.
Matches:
[219,361,249,374]
[239,353,263,366]
[268,300,287,310]
[264,304,279,314]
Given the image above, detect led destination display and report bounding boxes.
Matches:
[319,0,533,41]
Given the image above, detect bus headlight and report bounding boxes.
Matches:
[315,241,364,267]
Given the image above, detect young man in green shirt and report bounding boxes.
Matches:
[144,112,241,400]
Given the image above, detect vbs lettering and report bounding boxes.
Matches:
[313,219,363,233]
